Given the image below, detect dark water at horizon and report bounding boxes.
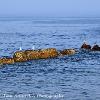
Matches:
[0,17,100,100]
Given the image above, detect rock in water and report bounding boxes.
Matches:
[92,45,100,51]
[25,48,58,60]
[25,50,41,60]
[13,51,27,62]
[0,57,14,65]
[81,43,91,50]
[13,48,58,62]
[60,49,76,56]
[40,48,58,59]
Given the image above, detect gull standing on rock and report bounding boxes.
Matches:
[32,45,35,50]
[19,47,22,51]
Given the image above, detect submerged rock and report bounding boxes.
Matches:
[0,57,14,65]
[92,45,100,51]
[81,43,91,50]
[60,49,76,56]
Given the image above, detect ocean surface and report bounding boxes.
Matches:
[0,17,100,100]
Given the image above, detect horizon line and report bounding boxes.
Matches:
[0,16,100,18]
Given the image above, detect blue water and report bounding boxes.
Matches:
[0,17,100,100]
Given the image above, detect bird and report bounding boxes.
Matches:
[19,47,22,51]
[83,40,87,44]
[32,45,35,50]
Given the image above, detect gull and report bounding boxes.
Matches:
[32,45,35,50]
[19,47,22,51]
[83,40,87,43]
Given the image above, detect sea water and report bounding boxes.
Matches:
[0,17,100,100]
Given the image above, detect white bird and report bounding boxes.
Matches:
[19,47,22,51]
[83,40,87,44]
[32,45,35,50]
